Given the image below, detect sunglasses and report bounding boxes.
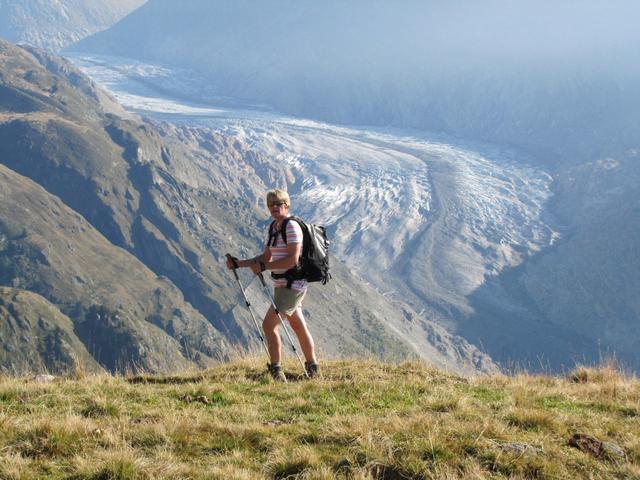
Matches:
[268,201,288,208]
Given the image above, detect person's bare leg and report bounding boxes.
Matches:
[287,308,316,364]
[262,306,282,364]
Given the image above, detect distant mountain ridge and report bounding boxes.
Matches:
[71,0,640,165]
[0,0,146,51]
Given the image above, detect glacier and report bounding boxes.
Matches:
[65,53,564,370]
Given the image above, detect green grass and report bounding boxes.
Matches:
[0,359,638,479]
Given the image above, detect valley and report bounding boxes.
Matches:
[68,53,559,371]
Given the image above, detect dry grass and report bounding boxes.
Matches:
[0,359,638,479]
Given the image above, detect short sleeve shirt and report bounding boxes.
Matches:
[267,218,308,292]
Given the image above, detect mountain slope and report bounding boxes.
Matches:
[0,287,102,374]
[0,163,230,372]
[461,153,640,370]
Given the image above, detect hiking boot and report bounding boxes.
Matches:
[267,363,287,382]
[305,361,321,379]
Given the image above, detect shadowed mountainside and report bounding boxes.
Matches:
[0,163,230,373]
[462,153,640,371]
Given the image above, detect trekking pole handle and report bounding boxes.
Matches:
[225,253,240,280]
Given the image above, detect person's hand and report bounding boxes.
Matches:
[226,255,239,270]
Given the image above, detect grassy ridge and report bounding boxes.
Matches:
[0,359,638,479]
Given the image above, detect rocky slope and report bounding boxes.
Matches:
[0,162,230,374]
[0,0,146,51]
[0,287,102,374]
[0,39,494,374]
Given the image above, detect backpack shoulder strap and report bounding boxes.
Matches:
[284,216,313,259]
[268,220,278,247]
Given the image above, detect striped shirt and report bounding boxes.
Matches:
[267,218,307,291]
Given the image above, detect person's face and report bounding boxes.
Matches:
[267,198,289,220]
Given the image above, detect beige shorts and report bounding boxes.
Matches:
[273,287,306,316]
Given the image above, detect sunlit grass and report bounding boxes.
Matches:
[0,358,638,479]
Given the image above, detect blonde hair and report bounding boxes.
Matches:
[266,189,290,207]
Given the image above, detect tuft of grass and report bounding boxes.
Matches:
[68,451,149,480]
[467,385,508,404]
[536,394,583,412]
[14,422,85,459]
[568,363,628,385]
[81,396,120,418]
[0,387,20,403]
[427,397,460,413]
[505,410,557,432]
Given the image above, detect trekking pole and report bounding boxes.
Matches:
[225,254,270,358]
[256,271,309,378]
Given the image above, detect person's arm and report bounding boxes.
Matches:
[246,242,300,274]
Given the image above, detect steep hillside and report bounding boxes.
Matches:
[0,163,230,373]
[0,287,103,374]
[0,0,146,51]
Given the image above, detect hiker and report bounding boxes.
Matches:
[226,189,319,381]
